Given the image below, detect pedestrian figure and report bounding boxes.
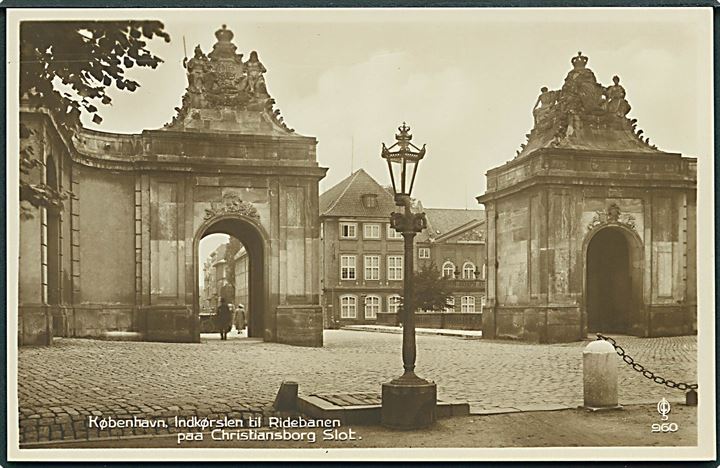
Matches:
[216,297,232,340]
[235,304,246,335]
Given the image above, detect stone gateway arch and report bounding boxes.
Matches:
[18,25,326,346]
[478,52,697,343]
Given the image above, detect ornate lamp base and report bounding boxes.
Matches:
[381,372,437,430]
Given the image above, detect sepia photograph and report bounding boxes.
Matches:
[5,5,715,462]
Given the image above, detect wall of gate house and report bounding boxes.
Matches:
[18,25,326,347]
[18,113,326,347]
[18,112,75,345]
[477,52,697,343]
[480,152,697,343]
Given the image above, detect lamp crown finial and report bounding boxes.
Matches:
[396,122,412,142]
[571,51,589,69]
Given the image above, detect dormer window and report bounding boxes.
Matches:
[361,194,378,209]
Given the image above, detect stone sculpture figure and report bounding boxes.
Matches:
[186,46,210,93]
[165,24,295,133]
[561,52,605,114]
[533,86,558,124]
[604,75,631,117]
[606,203,621,223]
[245,51,268,96]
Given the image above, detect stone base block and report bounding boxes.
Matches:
[381,377,437,430]
[485,306,583,343]
[276,305,323,347]
[18,305,52,346]
[70,305,135,338]
[139,305,198,343]
[52,306,72,338]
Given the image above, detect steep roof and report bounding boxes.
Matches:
[320,169,398,218]
[419,208,485,242]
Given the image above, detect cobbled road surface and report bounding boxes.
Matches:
[16,331,697,444]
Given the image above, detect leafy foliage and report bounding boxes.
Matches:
[412,262,454,311]
[19,21,170,215]
[397,263,453,313]
[20,20,170,127]
[18,124,67,219]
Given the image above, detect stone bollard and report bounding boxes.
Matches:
[583,340,621,410]
[273,381,299,412]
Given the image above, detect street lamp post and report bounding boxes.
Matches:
[380,123,437,430]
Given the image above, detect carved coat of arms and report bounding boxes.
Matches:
[204,193,259,220]
[587,203,636,232]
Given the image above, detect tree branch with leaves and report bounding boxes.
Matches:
[19,20,170,216]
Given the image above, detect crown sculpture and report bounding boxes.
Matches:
[516,51,660,158]
[165,25,294,135]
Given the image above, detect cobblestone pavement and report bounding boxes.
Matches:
[16,331,697,444]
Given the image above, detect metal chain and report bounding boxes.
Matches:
[596,333,698,391]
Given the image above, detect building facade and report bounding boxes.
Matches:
[199,241,249,314]
[319,169,486,328]
[233,247,250,313]
[413,209,486,329]
[477,52,697,343]
[319,170,405,327]
[18,25,326,346]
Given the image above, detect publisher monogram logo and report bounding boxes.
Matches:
[657,398,671,421]
[651,398,678,433]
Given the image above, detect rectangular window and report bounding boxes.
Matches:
[387,224,403,240]
[461,296,476,313]
[387,255,404,281]
[418,247,430,259]
[445,296,455,313]
[364,255,380,280]
[340,255,356,280]
[388,295,402,314]
[364,296,380,319]
[340,296,357,318]
[363,223,380,239]
[340,222,357,239]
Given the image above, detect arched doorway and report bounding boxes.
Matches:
[45,155,64,337]
[585,226,642,334]
[194,216,267,339]
[45,155,60,305]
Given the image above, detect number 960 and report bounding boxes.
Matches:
[651,422,679,433]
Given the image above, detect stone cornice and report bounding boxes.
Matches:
[485,147,687,177]
[72,152,328,177]
[21,108,326,178]
[477,175,696,204]
[478,148,696,204]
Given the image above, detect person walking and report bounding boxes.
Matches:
[235,304,246,335]
[216,297,232,340]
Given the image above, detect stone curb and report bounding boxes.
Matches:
[17,407,274,445]
[341,326,482,339]
[468,400,688,416]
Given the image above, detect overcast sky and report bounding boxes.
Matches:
[12,8,712,211]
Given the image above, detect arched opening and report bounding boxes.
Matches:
[45,155,61,307]
[585,226,641,334]
[195,217,266,340]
